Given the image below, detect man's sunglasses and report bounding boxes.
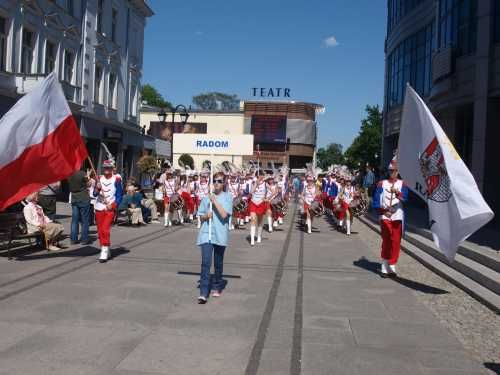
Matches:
[213,179,224,184]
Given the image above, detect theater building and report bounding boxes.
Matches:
[140,100,323,170]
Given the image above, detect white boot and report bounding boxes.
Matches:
[178,210,184,224]
[164,212,169,227]
[389,264,397,275]
[239,218,244,226]
[273,220,278,228]
[197,215,201,229]
[380,260,389,277]
[257,225,263,243]
[245,216,250,223]
[338,220,343,231]
[278,217,283,225]
[346,220,351,235]
[189,213,194,222]
[99,246,109,263]
[250,225,256,246]
[267,216,273,233]
[306,218,312,234]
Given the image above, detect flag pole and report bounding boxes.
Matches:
[86,156,97,178]
[208,153,214,243]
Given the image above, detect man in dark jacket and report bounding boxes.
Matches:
[68,170,91,245]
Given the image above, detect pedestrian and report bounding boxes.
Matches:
[372,158,408,277]
[362,165,375,205]
[23,192,64,251]
[196,171,233,304]
[68,169,92,245]
[93,159,123,263]
[37,182,61,220]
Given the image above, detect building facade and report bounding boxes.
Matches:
[0,0,153,180]
[383,0,500,227]
[140,100,323,171]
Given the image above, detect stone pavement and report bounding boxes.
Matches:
[0,203,492,375]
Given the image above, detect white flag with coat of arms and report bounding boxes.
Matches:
[397,85,494,261]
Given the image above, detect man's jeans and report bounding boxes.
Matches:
[199,243,226,298]
[71,201,90,243]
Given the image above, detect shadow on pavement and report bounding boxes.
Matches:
[484,363,500,374]
[14,246,129,261]
[353,256,449,295]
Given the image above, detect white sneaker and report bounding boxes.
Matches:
[47,244,60,251]
[99,246,110,263]
[151,219,161,224]
[257,236,262,243]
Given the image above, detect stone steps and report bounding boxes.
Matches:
[358,214,500,313]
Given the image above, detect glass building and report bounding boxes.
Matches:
[383,0,500,228]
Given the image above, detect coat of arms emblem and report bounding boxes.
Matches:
[419,137,452,202]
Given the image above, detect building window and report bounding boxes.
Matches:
[111,8,118,42]
[108,72,116,109]
[129,83,137,117]
[0,16,7,72]
[97,0,104,34]
[387,0,425,34]
[21,28,35,74]
[64,50,74,82]
[386,22,435,109]
[438,0,477,56]
[45,41,56,74]
[94,65,102,103]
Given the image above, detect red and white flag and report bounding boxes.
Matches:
[398,85,494,260]
[0,72,88,211]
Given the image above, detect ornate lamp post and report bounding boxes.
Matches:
[157,105,190,163]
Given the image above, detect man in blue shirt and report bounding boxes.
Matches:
[196,171,233,304]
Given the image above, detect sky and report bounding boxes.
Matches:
[142,0,387,151]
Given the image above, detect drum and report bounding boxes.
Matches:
[170,194,184,210]
[271,197,286,212]
[350,197,368,217]
[309,200,324,217]
[233,197,248,213]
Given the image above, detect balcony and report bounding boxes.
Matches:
[14,73,81,104]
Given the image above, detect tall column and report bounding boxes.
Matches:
[471,1,492,192]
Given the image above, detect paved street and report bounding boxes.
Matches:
[0,203,494,375]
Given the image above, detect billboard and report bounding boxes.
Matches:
[251,115,287,144]
[148,122,207,142]
[173,134,254,156]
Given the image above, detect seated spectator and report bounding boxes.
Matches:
[23,192,64,251]
[119,185,145,225]
[132,183,159,224]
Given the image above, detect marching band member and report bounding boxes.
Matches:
[249,170,267,246]
[243,172,254,223]
[337,177,356,235]
[93,159,123,263]
[190,173,199,222]
[276,173,287,225]
[326,172,338,217]
[160,167,177,227]
[196,170,210,229]
[265,174,280,232]
[301,173,320,234]
[178,173,192,224]
[373,158,408,277]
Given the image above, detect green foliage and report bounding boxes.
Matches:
[344,105,382,169]
[178,154,194,169]
[316,143,344,170]
[141,84,172,109]
[137,155,159,175]
[192,92,240,111]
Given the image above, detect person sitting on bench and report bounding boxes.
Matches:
[119,185,146,225]
[23,192,64,251]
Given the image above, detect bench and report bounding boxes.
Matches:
[0,212,47,260]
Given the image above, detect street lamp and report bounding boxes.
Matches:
[157,105,190,163]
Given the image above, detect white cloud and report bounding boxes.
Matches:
[323,36,339,48]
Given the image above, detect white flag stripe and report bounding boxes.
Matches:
[398,85,494,260]
[0,73,71,168]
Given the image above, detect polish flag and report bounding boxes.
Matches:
[0,72,88,211]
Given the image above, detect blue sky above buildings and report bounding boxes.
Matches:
[142,0,387,150]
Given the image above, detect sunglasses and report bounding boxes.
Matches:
[213,179,224,184]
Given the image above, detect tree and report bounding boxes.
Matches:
[178,154,194,169]
[192,92,240,111]
[316,143,344,170]
[344,105,382,169]
[141,84,172,109]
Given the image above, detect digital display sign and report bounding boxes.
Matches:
[148,122,207,142]
[251,115,287,144]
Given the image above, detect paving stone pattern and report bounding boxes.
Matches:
[0,203,496,374]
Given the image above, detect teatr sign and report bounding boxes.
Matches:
[173,134,254,156]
